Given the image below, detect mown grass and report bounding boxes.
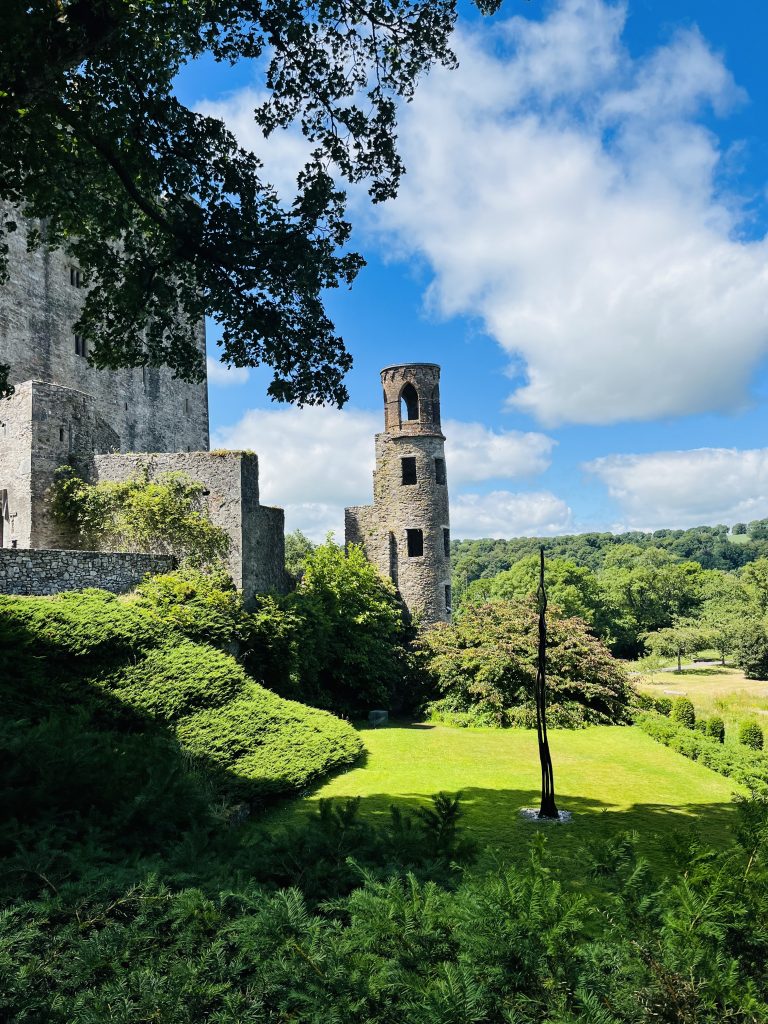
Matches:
[263,724,746,873]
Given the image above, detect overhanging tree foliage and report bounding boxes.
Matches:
[1,1,501,404]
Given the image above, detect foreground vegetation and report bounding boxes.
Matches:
[5,794,768,1023]
[5,537,768,1021]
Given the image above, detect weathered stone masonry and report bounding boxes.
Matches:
[0,548,176,597]
[91,451,288,604]
[346,363,451,626]
[0,215,288,603]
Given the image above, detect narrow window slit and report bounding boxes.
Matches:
[401,457,417,485]
[406,529,423,558]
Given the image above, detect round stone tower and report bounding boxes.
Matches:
[346,363,452,625]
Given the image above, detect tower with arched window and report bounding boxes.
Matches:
[346,363,451,625]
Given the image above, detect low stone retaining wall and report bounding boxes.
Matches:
[0,548,176,597]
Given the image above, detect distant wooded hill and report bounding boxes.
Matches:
[451,521,768,595]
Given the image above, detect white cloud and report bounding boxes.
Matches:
[585,447,768,529]
[444,419,554,481]
[206,356,250,386]
[451,491,573,539]
[212,405,556,538]
[372,0,768,426]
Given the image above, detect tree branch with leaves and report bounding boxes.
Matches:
[1,0,502,404]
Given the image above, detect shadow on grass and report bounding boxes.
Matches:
[275,785,742,874]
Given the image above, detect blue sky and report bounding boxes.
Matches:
[176,0,768,541]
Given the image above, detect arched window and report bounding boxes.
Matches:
[400,382,419,422]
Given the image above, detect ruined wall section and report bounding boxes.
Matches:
[0,381,120,548]
[92,451,288,604]
[0,215,209,453]
[0,548,175,597]
[0,384,33,548]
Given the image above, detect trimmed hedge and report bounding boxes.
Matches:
[670,696,695,728]
[110,641,248,722]
[739,720,764,751]
[707,716,726,743]
[0,588,363,803]
[636,712,768,795]
[177,683,363,796]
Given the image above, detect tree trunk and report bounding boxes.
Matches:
[536,547,559,819]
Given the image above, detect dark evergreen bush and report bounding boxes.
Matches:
[3,797,768,1024]
[110,641,248,722]
[739,720,765,751]
[670,696,696,728]
[176,683,362,797]
[656,696,673,716]
[707,716,726,743]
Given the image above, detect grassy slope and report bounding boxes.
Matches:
[637,664,768,739]
[264,724,745,871]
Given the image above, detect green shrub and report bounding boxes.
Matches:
[636,713,768,795]
[132,566,247,647]
[739,720,765,751]
[4,796,768,1024]
[694,716,708,734]
[1,589,364,805]
[111,641,248,722]
[670,696,695,728]
[0,710,213,892]
[707,716,726,743]
[281,540,416,714]
[422,598,633,728]
[176,683,363,798]
[656,696,673,716]
[0,589,161,663]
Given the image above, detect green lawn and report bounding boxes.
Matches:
[262,723,746,872]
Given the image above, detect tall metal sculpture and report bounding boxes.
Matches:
[536,546,559,819]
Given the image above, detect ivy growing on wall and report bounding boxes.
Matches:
[49,466,230,566]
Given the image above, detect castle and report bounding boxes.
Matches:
[0,217,287,603]
[346,363,451,625]
[0,218,450,623]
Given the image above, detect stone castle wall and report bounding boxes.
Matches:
[92,450,288,604]
[0,547,175,597]
[0,214,209,454]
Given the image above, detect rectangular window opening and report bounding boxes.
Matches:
[406,528,423,558]
[401,456,417,485]
[184,397,190,415]
[59,427,65,442]
[435,458,446,485]
[443,528,450,557]
[74,334,86,357]
[445,585,452,611]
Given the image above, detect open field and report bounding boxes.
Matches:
[636,663,768,739]
[262,724,746,872]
